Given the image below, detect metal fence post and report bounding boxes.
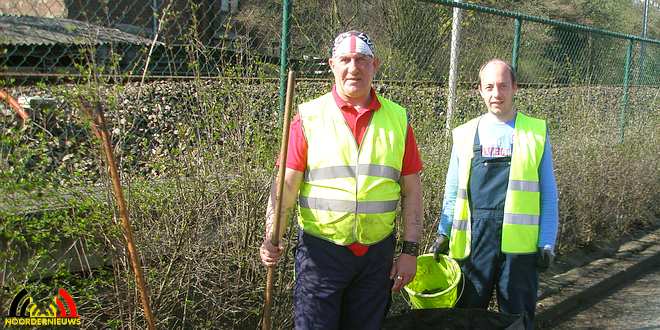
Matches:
[446,0,463,134]
[619,39,634,143]
[151,0,160,39]
[278,0,292,121]
[511,17,522,72]
[638,0,649,85]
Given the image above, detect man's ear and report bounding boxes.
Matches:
[373,57,381,72]
[512,81,518,94]
[328,57,335,72]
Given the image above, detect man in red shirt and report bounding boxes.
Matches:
[260,30,423,329]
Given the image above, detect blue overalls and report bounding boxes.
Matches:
[455,125,538,329]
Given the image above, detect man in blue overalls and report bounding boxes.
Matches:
[431,59,559,329]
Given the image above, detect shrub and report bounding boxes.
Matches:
[1,80,657,328]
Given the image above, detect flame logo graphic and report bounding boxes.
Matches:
[8,288,79,318]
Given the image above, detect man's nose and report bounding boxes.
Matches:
[348,59,360,72]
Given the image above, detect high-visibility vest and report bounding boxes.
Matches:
[297,92,407,245]
[449,112,546,259]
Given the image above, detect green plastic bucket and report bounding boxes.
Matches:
[403,253,461,309]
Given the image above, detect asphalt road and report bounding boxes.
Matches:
[551,264,660,329]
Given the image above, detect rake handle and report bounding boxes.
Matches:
[262,70,296,330]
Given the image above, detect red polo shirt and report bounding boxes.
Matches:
[282,86,423,175]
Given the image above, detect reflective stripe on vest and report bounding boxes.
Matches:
[449,113,546,259]
[297,93,407,245]
[304,164,401,182]
[298,196,399,214]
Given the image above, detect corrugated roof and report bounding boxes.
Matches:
[0,15,155,46]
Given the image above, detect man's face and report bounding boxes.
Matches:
[329,53,379,101]
[479,62,517,119]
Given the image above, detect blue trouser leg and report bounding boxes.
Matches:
[457,215,538,329]
[294,232,394,330]
[498,253,538,329]
[339,236,394,329]
[456,216,501,309]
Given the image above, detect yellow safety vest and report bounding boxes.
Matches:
[297,92,407,245]
[449,112,546,259]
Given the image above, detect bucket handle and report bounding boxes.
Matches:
[401,286,411,307]
[455,270,465,306]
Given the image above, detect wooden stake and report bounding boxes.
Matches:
[81,99,156,330]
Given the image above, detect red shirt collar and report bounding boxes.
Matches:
[332,85,381,112]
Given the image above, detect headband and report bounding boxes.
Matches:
[332,31,375,58]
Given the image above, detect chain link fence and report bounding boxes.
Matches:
[1,0,279,78]
[1,0,659,328]
[1,1,657,84]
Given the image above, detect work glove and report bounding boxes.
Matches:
[536,245,555,272]
[430,234,449,261]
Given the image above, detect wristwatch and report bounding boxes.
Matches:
[401,241,419,256]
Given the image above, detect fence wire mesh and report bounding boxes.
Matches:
[1,0,279,78]
[1,0,659,329]
[1,1,658,83]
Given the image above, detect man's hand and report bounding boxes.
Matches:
[390,253,417,292]
[260,169,303,267]
[260,238,284,267]
[430,234,449,261]
[537,245,555,272]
